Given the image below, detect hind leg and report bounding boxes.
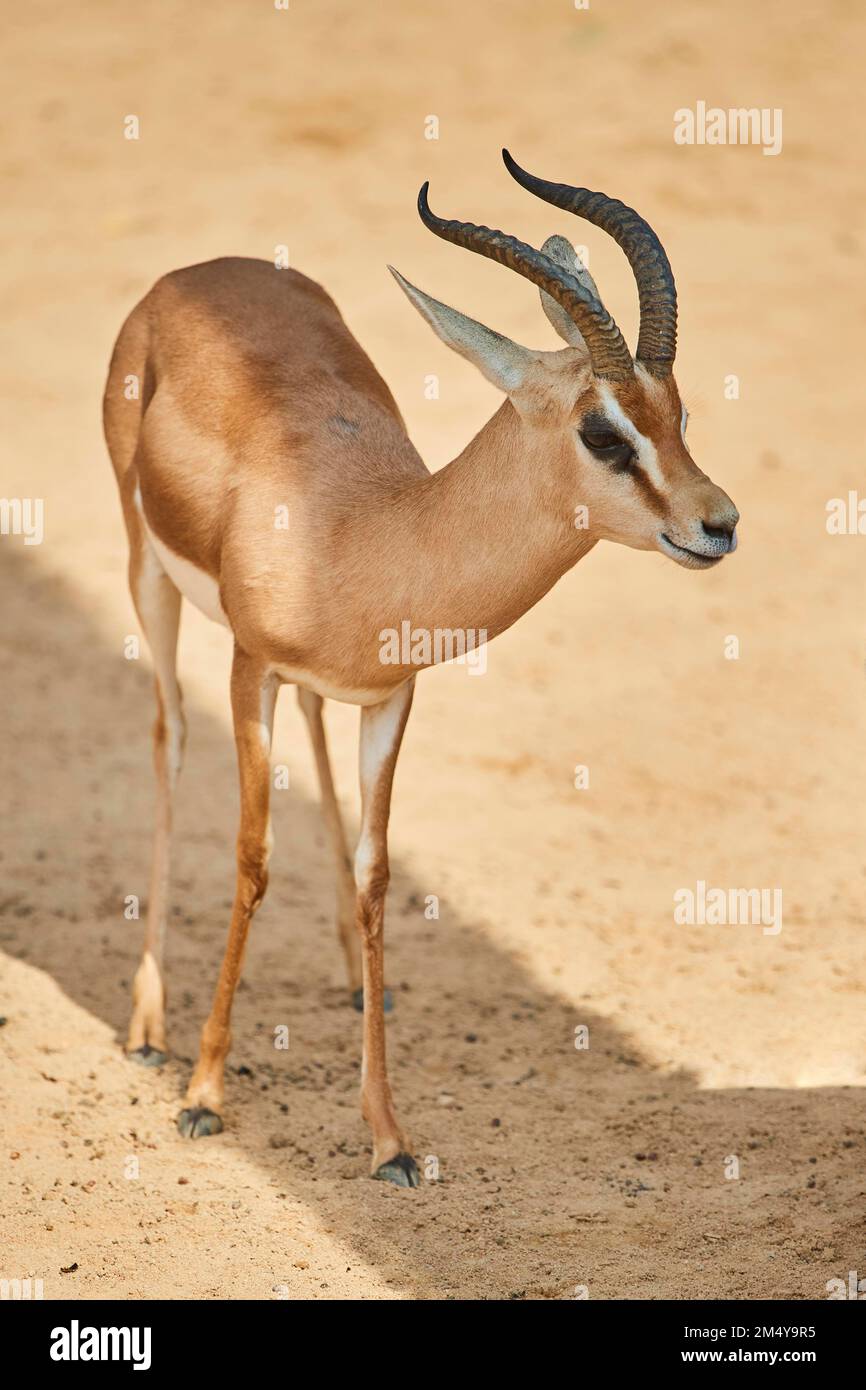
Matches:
[126,530,185,1065]
[178,650,277,1136]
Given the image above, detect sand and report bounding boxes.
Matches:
[1,0,864,1299]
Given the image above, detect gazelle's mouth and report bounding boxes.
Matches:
[657,533,727,570]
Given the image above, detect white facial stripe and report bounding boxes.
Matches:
[597,383,664,489]
[681,403,689,440]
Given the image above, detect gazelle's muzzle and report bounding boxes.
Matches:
[658,495,739,569]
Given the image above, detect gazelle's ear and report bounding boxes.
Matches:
[389,266,537,395]
[538,235,601,352]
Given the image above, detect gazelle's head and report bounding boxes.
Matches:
[391,150,738,570]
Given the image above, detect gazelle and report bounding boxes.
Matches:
[103,151,738,1187]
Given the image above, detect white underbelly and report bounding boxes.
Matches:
[136,491,230,628]
[270,663,402,708]
[134,492,404,708]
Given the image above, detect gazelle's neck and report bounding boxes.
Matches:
[389,400,596,646]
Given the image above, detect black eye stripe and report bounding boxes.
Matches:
[580,411,617,437]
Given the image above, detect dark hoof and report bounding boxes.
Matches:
[177,1106,224,1139]
[352,987,394,1014]
[127,1044,168,1068]
[373,1153,420,1188]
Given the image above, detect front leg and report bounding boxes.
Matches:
[355,679,419,1187]
[178,649,278,1138]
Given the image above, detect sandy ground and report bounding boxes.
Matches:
[2,0,865,1300]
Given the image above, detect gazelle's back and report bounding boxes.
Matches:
[110,256,410,448]
[143,256,403,421]
[104,256,427,583]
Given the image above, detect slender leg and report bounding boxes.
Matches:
[296,686,364,1000]
[178,649,278,1138]
[355,679,418,1186]
[126,538,185,1066]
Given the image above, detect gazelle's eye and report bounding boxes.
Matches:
[581,428,621,451]
[578,420,635,470]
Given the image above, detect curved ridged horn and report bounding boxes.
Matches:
[417,182,634,382]
[502,149,677,377]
